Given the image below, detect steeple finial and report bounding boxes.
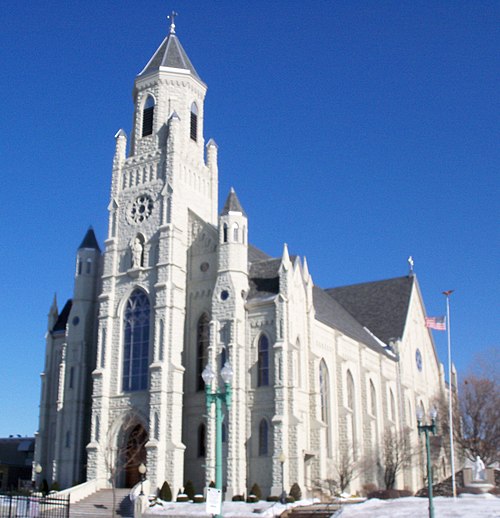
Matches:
[168,11,178,34]
[408,255,414,276]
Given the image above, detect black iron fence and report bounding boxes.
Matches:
[0,493,70,518]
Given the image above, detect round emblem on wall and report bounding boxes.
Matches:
[416,348,423,371]
[200,262,209,272]
[129,194,154,223]
[72,316,80,326]
[220,290,229,301]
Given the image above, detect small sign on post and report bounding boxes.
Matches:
[206,487,222,516]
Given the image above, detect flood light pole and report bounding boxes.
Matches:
[202,361,233,493]
[417,407,437,518]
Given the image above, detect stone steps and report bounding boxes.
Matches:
[285,503,342,518]
[70,489,133,518]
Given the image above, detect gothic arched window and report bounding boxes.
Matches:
[122,289,150,392]
[233,223,239,242]
[198,423,206,457]
[346,370,355,410]
[190,102,198,141]
[142,96,155,137]
[389,388,396,422]
[319,360,330,423]
[196,313,210,391]
[258,419,269,455]
[223,223,228,243]
[257,334,270,387]
[370,380,377,416]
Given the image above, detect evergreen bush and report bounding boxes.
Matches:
[289,482,302,500]
[250,483,262,500]
[184,480,195,500]
[159,481,172,501]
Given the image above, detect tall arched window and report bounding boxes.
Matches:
[233,223,239,242]
[389,388,396,422]
[257,335,270,386]
[346,370,355,410]
[142,96,155,137]
[86,258,92,274]
[370,380,377,416]
[258,419,269,455]
[158,319,164,362]
[198,424,206,457]
[122,289,150,392]
[190,103,198,141]
[319,360,330,423]
[196,313,210,390]
[223,223,228,243]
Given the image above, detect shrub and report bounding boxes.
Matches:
[50,481,60,492]
[40,479,49,495]
[367,489,411,499]
[176,493,189,502]
[246,495,258,503]
[209,480,216,488]
[184,480,195,500]
[266,496,279,502]
[289,482,302,500]
[286,496,295,503]
[193,494,205,503]
[159,481,172,501]
[361,483,377,496]
[232,494,245,501]
[250,483,262,500]
[457,487,483,495]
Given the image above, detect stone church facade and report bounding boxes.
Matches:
[35,21,447,498]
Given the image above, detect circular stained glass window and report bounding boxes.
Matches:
[200,262,209,272]
[221,290,229,301]
[72,316,80,326]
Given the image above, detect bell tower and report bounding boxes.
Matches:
[87,15,218,492]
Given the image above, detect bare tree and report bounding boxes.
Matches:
[458,375,500,465]
[334,448,358,493]
[382,428,413,489]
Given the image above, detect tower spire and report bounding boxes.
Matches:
[168,11,178,34]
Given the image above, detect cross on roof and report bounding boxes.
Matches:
[168,11,178,34]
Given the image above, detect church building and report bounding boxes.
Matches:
[35,18,447,499]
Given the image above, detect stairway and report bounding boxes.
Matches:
[70,488,133,518]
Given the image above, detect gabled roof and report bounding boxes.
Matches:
[313,286,389,354]
[221,188,247,217]
[326,276,414,344]
[139,31,201,80]
[52,299,72,334]
[78,227,101,252]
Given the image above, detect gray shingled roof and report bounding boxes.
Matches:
[78,227,101,252]
[248,258,281,299]
[139,32,201,80]
[326,276,414,344]
[221,188,247,217]
[313,286,390,354]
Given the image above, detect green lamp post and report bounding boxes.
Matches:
[417,406,437,518]
[202,361,233,494]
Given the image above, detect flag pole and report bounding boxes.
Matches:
[443,290,456,499]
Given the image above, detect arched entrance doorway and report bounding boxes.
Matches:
[123,423,148,488]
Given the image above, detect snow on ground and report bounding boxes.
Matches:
[144,494,500,517]
[337,494,500,518]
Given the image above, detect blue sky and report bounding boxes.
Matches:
[1,1,498,437]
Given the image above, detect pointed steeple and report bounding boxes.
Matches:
[221,187,247,216]
[138,15,201,80]
[78,227,101,252]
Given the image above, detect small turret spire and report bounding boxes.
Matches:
[168,11,178,34]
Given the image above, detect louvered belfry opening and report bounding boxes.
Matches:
[142,97,155,137]
[190,103,198,141]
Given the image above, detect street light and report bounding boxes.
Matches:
[278,452,286,504]
[202,361,233,494]
[138,463,146,496]
[417,406,437,518]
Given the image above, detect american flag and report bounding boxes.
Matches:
[425,316,446,331]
